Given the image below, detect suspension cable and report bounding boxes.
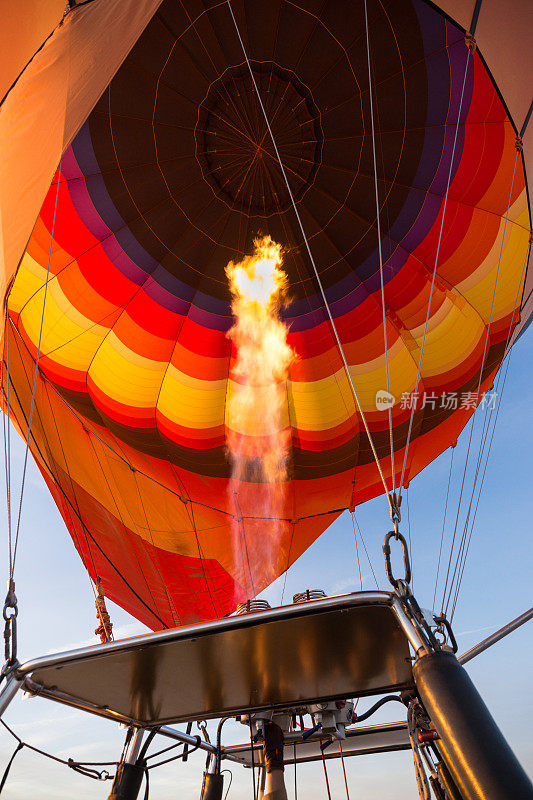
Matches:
[249,719,257,800]
[432,446,454,609]
[10,159,63,580]
[441,147,521,616]
[407,705,431,800]
[226,0,393,511]
[398,45,473,498]
[405,487,413,589]
[450,273,526,621]
[293,741,298,800]
[338,741,351,800]
[2,307,13,579]
[320,743,332,800]
[363,0,395,493]
[446,237,528,619]
[350,512,363,590]
[449,348,519,622]
[350,510,379,588]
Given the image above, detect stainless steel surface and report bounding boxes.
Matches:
[224,722,411,766]
[22,679,243,765]
[157,725,218,754]
[18,592,387,674]
[459,607,533,665]
[157,726,247,765]
[0,674,22,716]
[125,727,144,764]
[19,592,412,726]
[23,676,139,726]
[390,596,428,655]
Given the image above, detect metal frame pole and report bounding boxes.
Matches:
[390,595,428,655]
[107,728,145,800]
[0,675,22,716]
[459,607,533,665]
[382,521,533,800]
[413,649,533,800]
[124,728,145,764]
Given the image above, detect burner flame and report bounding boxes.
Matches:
[226,236,295,595]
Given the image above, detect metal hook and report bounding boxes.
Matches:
[383,530,411,589]
[433,613,458,653]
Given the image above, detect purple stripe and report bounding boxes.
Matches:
[63,3,473,336]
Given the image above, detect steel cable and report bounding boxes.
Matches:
[441,148,522,616]
[363,0,395,493]
[398,48,472,498]
[10,159,63,579]
[226,0,394,511]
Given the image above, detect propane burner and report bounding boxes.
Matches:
[235,598,271,616]
[292,589,327,604]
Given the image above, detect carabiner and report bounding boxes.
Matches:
[383,530,411,589]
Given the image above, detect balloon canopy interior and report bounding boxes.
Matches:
[6,0,529,628]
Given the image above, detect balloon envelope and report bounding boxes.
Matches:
[4,0,530,628]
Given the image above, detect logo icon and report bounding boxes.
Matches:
[375,390,395,410]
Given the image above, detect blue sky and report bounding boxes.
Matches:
[0,332,531,798]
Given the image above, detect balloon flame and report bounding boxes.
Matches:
[226,236,295,595]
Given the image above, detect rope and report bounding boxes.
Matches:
[2,307,13,579]
[249,720,257,800]
[3,331,166,633]
[293,742,297,800]
[407,706,431,800]
[143,767,150,799]
[280,521,296,605]
[41,372,105,627]
[10,159,63,580]
[222,769,233,800]
[226,0,393,511]
[137,728,159,762]
[448,336,518,621]
[406,487,413,589]
[0,719,115,782]
[441,148,521,616]
[432,447,455,609]
[449,340,516,620]
[351,512,363,590]
[398,47,472,497]
[338,741,351,800]
[0,741,23,794]
[320,739,331,800]
[94,577,114,643]
[146,741,199,770]
[363,0,395,493]
[320,742,332,800]
[144,742,183,762]
[350,510,380,588]
[10,321,363,527]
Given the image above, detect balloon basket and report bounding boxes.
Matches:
[0,590,531,799]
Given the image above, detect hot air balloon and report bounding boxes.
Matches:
[0,1,531,798]
[2,0,530,630]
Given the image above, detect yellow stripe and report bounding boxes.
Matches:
[89,332,167,408]
[8,253,47,315]
[457,221,529,323]
[158,363,227,427]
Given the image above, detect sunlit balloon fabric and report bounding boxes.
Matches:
[6,0,530,628]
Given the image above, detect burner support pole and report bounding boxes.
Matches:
[413,650,533,800]
[107,728,145,800]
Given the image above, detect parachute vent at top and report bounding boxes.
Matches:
[1,0,530,629]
